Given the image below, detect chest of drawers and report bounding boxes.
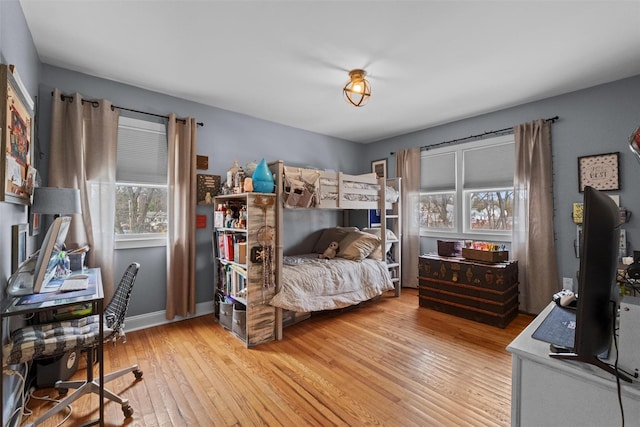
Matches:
[418,255,519,328]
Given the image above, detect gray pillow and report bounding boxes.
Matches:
[312,227,359,253]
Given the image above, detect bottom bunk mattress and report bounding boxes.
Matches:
[270,254,394,312]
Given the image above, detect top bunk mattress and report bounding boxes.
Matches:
[282,165,399,209]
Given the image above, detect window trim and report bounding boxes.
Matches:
[115,233,168,249]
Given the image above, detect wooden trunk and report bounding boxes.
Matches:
[418,255,519,328]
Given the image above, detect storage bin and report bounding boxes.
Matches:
[437,240,463,257]
[68,253,86,271]
[461,248,508,263]
[232,303,247,339]
[219,301,233,330]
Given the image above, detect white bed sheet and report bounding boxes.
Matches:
[270,254,394,312]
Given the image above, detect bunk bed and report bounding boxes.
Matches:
[267,160,402,339]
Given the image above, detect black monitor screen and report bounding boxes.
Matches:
[574,186,620,357]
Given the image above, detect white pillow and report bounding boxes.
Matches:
[362,228,398,260]
[337,231,381,261]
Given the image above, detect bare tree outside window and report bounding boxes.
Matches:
[468,190,513,231]
[419,193,455,229]
[115,185,167,235]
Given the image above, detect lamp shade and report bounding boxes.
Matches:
[32,187,82,216]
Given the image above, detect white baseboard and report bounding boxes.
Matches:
[124,300,215,332]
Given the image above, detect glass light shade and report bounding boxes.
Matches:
[343,69,371,107]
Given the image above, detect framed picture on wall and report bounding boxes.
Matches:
[29,210,40,236]
[577,152,620,192]
[371,159,387,179]
[0,64,35,205]
[11,223,28,272]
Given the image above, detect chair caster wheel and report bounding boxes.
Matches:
[133,369,143,379]
[57,388,69,396]
[122,404,134,418]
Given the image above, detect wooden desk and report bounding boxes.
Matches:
[1,268,104,426]
[507,302,640,426]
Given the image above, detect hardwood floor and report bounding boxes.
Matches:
[23,289,533,426]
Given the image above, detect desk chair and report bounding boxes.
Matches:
[2,262,142,425]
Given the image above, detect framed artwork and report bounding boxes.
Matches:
[1,64,35,205]
[577,152,619,192]
[197,174,220,205]
[11,223,28,272]
[29,211,40,236]
[371,158,387,179]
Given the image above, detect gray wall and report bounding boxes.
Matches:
[37,65,363,317]
[1,0,42,421]
[0,2,41,307]
[368,75,640,288]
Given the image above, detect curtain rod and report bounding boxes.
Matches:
[419,116,558,151]
[52,92,204,127]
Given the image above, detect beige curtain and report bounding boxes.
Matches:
[513,119,559,314]
[396,148,420,288]
[165,114,197,319]
[49,89,119,300]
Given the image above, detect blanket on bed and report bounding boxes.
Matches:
[270,254,394,312]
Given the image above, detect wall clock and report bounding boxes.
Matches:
[577,152,619,192]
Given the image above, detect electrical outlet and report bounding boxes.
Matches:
[563,277,574,291]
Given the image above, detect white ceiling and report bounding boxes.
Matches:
[19,0,640,143]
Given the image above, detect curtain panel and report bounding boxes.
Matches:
[49,89,119,300]
[396,148,420,288]
[165,115,197,319]
[513,119,559,314]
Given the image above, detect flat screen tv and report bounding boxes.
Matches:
[550,186,631,382]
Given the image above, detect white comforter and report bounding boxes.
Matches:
[270,254,395,312]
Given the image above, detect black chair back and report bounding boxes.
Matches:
[104,262,140,337]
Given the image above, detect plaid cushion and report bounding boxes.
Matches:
[3,315,113,366]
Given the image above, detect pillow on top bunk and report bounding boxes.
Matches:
[312,227,359,254]
[336,231,381,261]
[362,228,398,260]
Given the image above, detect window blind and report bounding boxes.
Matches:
[116,117,167,184]
[463,142,514,188]
[421,152,455,191]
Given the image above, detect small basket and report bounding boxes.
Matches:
[437,240,463,257]
[219,301,233,330]
[232,303,246,339]
[461,248,508,263]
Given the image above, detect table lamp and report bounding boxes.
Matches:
[32,187,82,217]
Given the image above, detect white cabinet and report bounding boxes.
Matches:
[507,303,640,426]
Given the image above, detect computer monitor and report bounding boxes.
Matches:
[551,186,631,382]
[6,216,72,296]
[32,216,72,293]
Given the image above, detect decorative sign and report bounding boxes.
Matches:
[577,152,619,192]
[197,174,220,205]
[196,155,209,170]
[196,214,207,229]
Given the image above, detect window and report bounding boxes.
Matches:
[115,117,168,249]
[420,135,514,241]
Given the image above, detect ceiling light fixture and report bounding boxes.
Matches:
[343,69,371,107]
